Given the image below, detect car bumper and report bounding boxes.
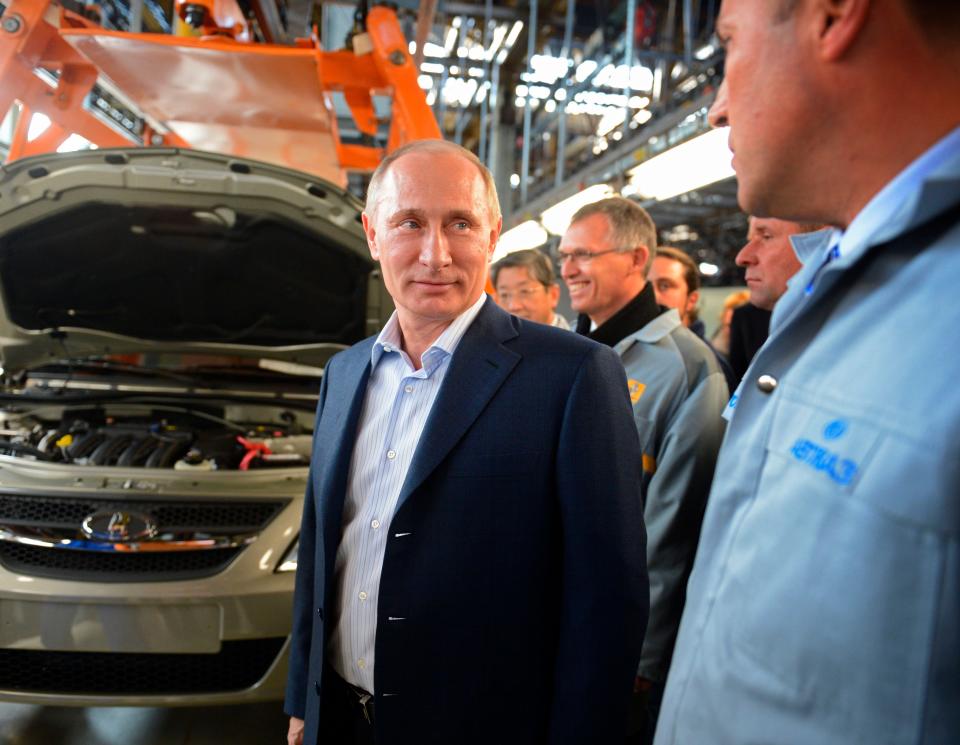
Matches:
[0,513,298,706]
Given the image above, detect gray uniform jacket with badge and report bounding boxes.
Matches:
[655,127,960,745]
[579,284,729,682]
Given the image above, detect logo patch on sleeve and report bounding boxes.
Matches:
[628,379,646,403]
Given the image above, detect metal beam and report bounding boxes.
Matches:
[285,0,316,41]
[250,0,291,44]
[414,0,439,68]
[511,88,717,224]
[487,59,501,170]
[478,0,493,162]
[439,2,520,21]
[554,0,575,188]
[129,0,143,33]
[623,0,636,134]
[453,15,468,143]
[519,0,537,206]
[389,0,520,20]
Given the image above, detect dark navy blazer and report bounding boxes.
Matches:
[285,298,649,745]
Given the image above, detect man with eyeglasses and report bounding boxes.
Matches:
[491,249,570,329]
[560,196,728,744]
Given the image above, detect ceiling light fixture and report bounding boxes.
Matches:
[540,184,616,236]
[627,128,734,201]
[494,220,549,261]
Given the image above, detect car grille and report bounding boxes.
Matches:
[0,494,285,532]
[0,638,286,695]
[0,542,243,582]
[0,494,288,581]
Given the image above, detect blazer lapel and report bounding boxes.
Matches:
[395,300,520,510]
[317,341,374,555]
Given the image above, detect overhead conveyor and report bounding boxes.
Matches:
[0,0,441,181]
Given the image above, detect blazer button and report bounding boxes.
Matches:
[314,681,321,695]
[317,607,324,620]
[756,374,778,393]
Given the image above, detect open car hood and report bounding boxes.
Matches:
[0,148,391,373]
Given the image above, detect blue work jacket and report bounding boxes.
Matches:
[655,130,960,744]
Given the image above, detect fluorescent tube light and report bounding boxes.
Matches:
[505,21,523,50]
[627,128,734,201]
[494,220,549,261]
[540,184,616,236]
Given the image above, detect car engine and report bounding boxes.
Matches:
[0,404,314,471]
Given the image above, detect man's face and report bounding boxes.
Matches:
[709,0,813,216]
[361,151,501,329]
[649,256,698,326]
[494,266,559,325]
[736,217,804,310]
[560,213,647,327]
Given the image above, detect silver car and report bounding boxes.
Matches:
[0,148,390,705]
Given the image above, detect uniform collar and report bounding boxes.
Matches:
[790,228,835,266]
[836,124,960,263]
[614,308,682,356]
[575,282,667,348]
[772,125,960,334]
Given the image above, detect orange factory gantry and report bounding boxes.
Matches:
[0,0,442,183]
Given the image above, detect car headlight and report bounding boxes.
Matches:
[276,538,299,573]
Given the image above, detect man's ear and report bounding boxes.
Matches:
[687,289,701,318]
[813,0,871,62]
[488,216,503,261]
[634,245,651,274]
[548,283,560,309]
[361,212,380,261]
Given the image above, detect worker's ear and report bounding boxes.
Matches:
[634,245,650,274]
[361,211,380,261]
[810,0,871,62]
[548,283,560,309]
[686,289,701,319]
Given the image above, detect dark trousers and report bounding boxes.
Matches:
[317,667,376,745]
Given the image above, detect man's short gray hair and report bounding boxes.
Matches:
[364,139,501,223]
[569,197,658,275]
[491,249,557,289]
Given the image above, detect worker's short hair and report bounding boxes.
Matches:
[491,249,557,289]
[364,139,501,223]
[568,197,657,275]
[778,0,959,40]
[655,246,701,293]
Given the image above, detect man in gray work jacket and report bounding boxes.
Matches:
[654,1,960,743]
[560,197,728,743]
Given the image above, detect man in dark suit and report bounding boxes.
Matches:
[284,139,649,745]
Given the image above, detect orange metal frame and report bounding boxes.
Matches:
[0,0,440,177]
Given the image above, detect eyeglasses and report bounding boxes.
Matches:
[497,286,548,303]
[557,247,632,264]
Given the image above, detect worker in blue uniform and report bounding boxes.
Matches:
[654,0,960,743]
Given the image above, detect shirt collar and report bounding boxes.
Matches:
[371,292,488,370]
[835,124,960,261]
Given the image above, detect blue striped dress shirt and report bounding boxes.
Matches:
[329,292,488,692]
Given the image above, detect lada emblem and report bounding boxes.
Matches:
[81,510,158,542]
